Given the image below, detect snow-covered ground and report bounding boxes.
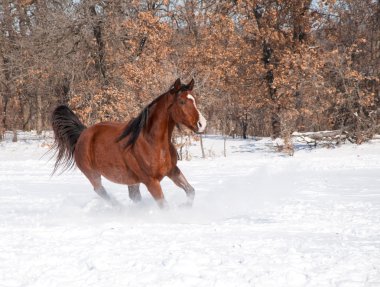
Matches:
[0,131,380,287]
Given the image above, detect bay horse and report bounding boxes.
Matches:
[51,78,207,208]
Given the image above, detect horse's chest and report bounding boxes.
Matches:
[155,149,172,172]
[137,148,173,177]
[155,150,175,177]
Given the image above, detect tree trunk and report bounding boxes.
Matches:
[254,5,281,139]
[89,5,107,85]
[0,97,4,140]
[292,0,312,43]
[12,129,17,142]
[223,136,227,157]
[36,94,43,134]
[263,41,281,138]
[1,0,13,132]
[199,135,205,159]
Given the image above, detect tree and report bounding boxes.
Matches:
[0,0,378,148]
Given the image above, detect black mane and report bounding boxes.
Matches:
[116,84,190,148]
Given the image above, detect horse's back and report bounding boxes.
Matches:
[78,121,124,145]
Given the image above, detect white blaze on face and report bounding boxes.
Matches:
[187,94,207,132]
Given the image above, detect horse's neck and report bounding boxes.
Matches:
[145,93,175,146]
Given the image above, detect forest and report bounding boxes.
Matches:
[0,0,379,147]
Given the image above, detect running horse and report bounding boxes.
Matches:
[51,79,207,208]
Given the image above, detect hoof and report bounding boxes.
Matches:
[157,199,169,210]
[179,200,193,209]
[129,193,142,203]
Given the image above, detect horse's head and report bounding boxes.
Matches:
[169,78,207,133]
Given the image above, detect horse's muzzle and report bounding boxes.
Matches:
[197,114,207,133]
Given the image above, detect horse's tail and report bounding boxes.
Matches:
[51,105,86,174]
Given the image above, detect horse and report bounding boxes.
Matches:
[51,78,207,208]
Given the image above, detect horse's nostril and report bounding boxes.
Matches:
[197,114,207,132]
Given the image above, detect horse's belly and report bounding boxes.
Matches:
[97,160,139,185]
[102,172,138,185]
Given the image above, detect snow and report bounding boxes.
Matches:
[0,131,380,287]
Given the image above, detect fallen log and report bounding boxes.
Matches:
[292,130,347,146]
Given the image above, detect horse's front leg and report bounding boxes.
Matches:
[128,184,141,203]
[168,166,195,206]
[145,180,168,209]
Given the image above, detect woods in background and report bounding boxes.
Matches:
[1,0,379,145]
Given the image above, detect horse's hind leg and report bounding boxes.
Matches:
[128,184,141,203]
[94,183,111,201]
[81,169,120,206]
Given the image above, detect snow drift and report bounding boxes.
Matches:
[0,132,379,286]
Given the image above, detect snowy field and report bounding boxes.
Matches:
[0,131,380,287]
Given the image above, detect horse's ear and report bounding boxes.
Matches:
[187,78,194,90]
[173,78,181,92]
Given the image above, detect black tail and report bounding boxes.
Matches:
[51,105,86,174]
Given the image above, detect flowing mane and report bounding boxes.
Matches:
[116,84,191,148]
[115,95,163,148]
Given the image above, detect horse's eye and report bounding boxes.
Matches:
[179,99,186,105]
